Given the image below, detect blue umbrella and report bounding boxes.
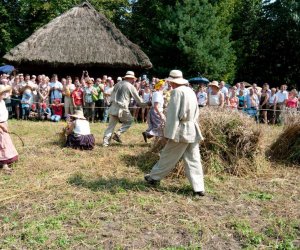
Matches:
[0,65,15,74]
[225,83,232,89]
[188,77,210,84]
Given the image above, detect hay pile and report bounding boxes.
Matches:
[198,108,262,175]
[268,115,300,164]
[151,108,262,176]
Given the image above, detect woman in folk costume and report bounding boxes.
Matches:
[142,80,166,143]
[65,110,95,150]
[0,85,18,174]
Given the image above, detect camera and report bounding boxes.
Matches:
[83,70,89,77]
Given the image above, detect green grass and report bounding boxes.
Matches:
[230,220,264,248]
[0,120,299,249]
[244,191,274,201]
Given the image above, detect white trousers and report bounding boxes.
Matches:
[150,140,205,192]
[103,110,133,144]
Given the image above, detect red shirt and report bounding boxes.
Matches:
[286,97,298,108]
[52,104,63,116]
[72,88,83,106]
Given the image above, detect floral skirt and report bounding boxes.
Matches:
[0,122,18,165]
[66,133,95,150]
[146,108,164,137]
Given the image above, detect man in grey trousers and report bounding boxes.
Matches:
[144,70,205,196]
[103,71,147,147]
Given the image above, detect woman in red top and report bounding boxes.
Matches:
[71,81,84,110]
[286,89,298,111]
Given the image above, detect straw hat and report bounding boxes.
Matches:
[117,77,122,81]
[70,110,86,120]
[124,71,136,79]
[0,85,12,95]
[165,70,188,85]
[208,81,220,89]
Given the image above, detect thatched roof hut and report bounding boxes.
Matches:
[3,2,152,76]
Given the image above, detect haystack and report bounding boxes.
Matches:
[268,114,300,164]
[150,108,262,176]
[3,2,152,76]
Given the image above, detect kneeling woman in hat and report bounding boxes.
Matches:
[0,85,18,174]
[65,110,95,150]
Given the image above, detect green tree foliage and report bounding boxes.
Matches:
[258,0,300,86]
[126,0,177,77]
[1,0,299,88]
[127,0,236,80]
[231,0,262,83]
[172,0,236,80]
[0,0,21,57]
[0,3,12,56]
[232,0,300,87]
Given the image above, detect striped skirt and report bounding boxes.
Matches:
[146,108,164,137]
[66,133,95,150]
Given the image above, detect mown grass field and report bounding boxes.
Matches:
[0,120,299,249]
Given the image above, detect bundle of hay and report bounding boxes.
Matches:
[268,115,300,164]
[198,108,262,175]
[57,123,72,146]
[150,108,262,176]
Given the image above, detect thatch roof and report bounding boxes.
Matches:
[3,2,152,70]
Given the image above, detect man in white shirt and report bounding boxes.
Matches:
[144,70,205,197]
[102,79,115,123]
[237,82,249,96]
[276,85,288,104]
[275,85,288,124]
[219,80,229,104]
[219,81,229,100]
[102,71,148,146]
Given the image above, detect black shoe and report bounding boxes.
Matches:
[194,191,205,197]
[112,133,122,143]
[144,175,160,186]
[142,132,148,143]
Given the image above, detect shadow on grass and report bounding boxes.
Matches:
[68,174,147,193]
[45,140,65,148]
[121,152,159,173]
[109,142,150,148]
[68,173,196,197]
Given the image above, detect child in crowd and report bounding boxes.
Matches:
[28,104,39,120]
[21,89,32,120]
[39,102,51,120]
[50,99,64,122]
[196,84,207,107]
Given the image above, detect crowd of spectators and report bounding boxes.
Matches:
[196,81,299,124]
[0,71,299,125]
